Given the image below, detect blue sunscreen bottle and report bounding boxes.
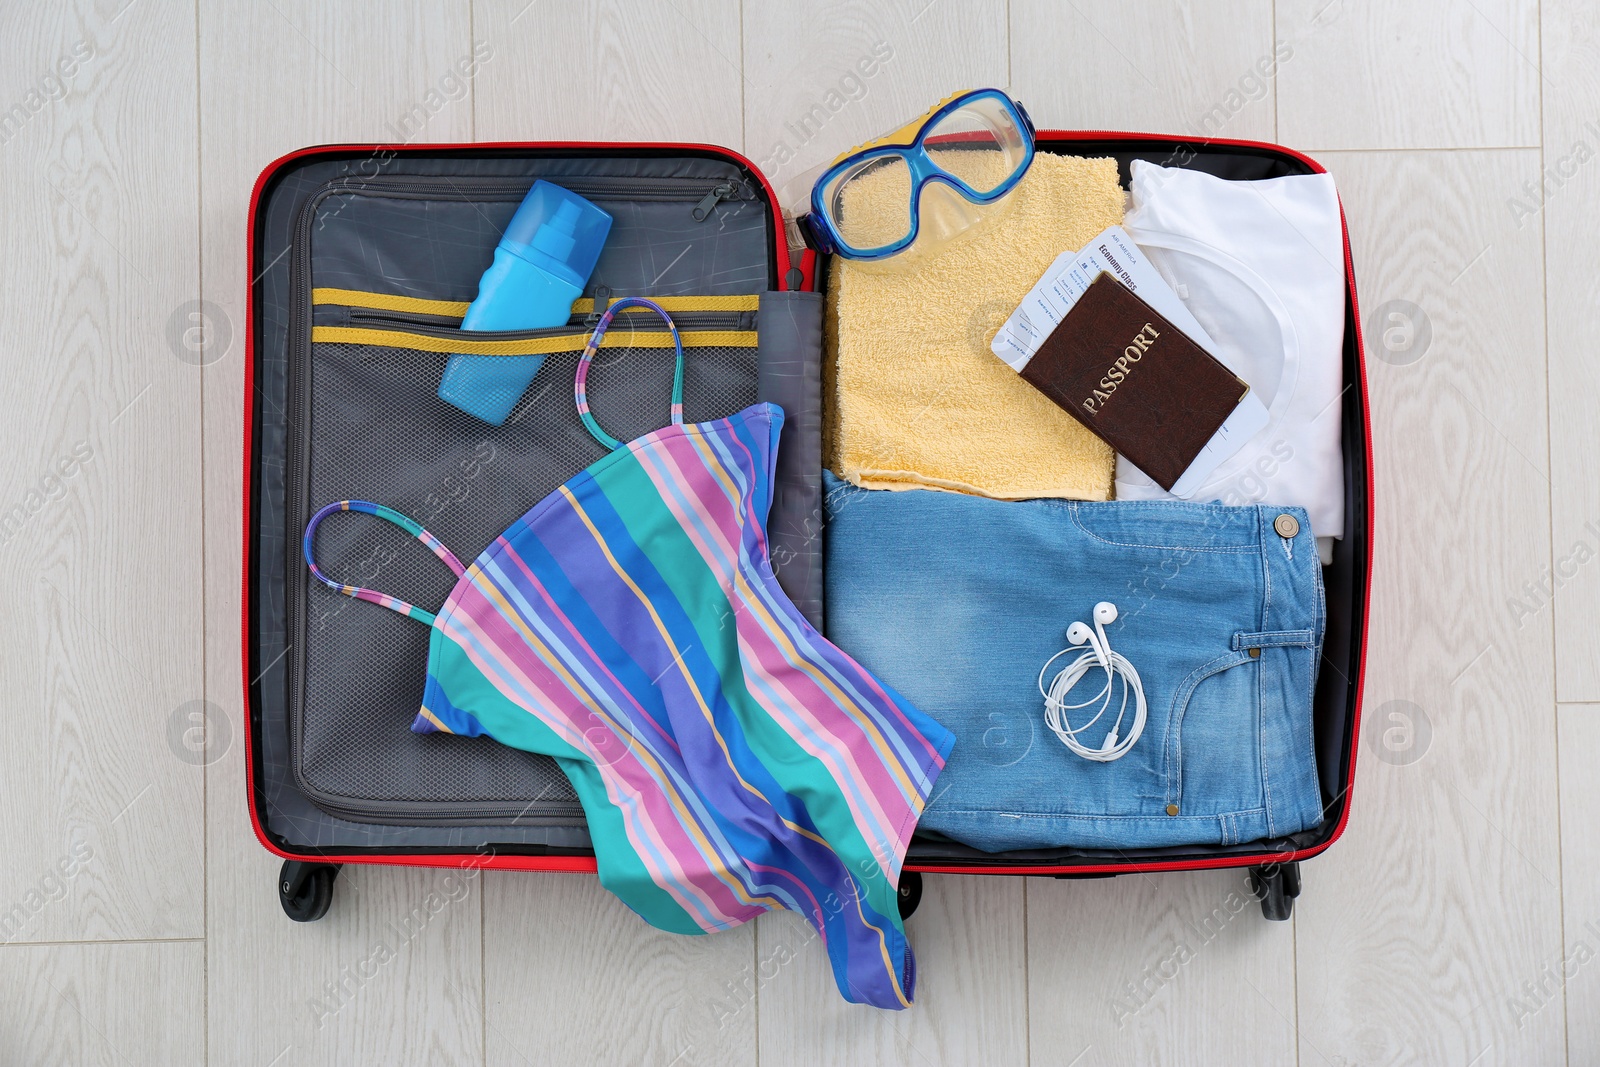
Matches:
[437,181,612,425]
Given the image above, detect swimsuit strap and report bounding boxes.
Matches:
[302,500,467,626]
[575,297,685,452]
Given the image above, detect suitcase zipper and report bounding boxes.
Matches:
[339,307,755,338]
[693,181,741,221]
[291,172,755,222]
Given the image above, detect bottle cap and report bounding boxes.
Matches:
[501,180,612,287]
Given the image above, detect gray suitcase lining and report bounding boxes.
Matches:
[251,151,819,849]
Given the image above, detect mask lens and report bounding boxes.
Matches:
[922,95,1027,195]
[823,153,914,253]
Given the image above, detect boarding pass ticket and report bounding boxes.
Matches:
[990,225,1270,497]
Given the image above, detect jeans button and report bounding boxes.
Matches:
[1165,803,1179,816]
[1273,513,1300,538]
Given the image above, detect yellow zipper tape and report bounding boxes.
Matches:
[310,287,760,317]
[573,294,759,314]
[311,326,758,355]
[311,289,470,317]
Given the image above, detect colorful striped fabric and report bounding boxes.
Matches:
[304,403,953,1009]
[302,501,467,625]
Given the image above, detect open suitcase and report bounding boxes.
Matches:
[244,132,1371,924]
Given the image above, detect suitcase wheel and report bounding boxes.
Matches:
[279,860,340,922]
[1248,861,1301,921]
[897,871,923,921]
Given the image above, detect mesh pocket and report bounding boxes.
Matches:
[297,337,761,818]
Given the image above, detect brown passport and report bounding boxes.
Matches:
[1020,272,1248,492]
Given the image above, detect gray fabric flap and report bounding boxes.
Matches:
[758,290,825,631]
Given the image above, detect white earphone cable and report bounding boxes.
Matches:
[1037,602,1147,762]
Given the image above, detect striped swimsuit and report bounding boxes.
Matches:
[303,301,952,1008]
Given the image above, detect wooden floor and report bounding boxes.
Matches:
[1,1,1595,1063]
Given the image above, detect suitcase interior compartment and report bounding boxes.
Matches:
[248,147,809,852]
[893,135,1370,871]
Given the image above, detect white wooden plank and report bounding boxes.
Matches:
[0,0,204,945]
[1293,149,1563,1065]
[198,2,487,1063]
[205,842,485,1066]
[1540,0,1600,702]
[756,875,1028,1067]
[1027,870,1296,1065]
[1011,0,1277,143]
[1277,0,1540,150]
[481,872,757,1067]
[1558,706,1600,1062]
[1546,5,1600,1061]
[473,0,744,148]
[741,0,1008,211]
[0,940,204,1066]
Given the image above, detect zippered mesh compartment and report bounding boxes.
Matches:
[296,335,760,820]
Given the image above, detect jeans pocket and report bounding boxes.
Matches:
[1166,650,1262,819]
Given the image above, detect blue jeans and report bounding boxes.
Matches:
[823,474,1325,852]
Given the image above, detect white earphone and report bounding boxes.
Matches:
[1038,601,1148,762]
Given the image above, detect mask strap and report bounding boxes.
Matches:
[575,297,685,452]
[302,500,467,626]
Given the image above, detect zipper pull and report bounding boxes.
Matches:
[585,285,611,326]
[693,182,738,222]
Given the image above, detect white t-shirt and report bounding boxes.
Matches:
[1116,161,1347,555]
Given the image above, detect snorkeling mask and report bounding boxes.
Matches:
[799,88,1036,263]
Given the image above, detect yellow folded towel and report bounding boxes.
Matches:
[825,153,1125,500]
